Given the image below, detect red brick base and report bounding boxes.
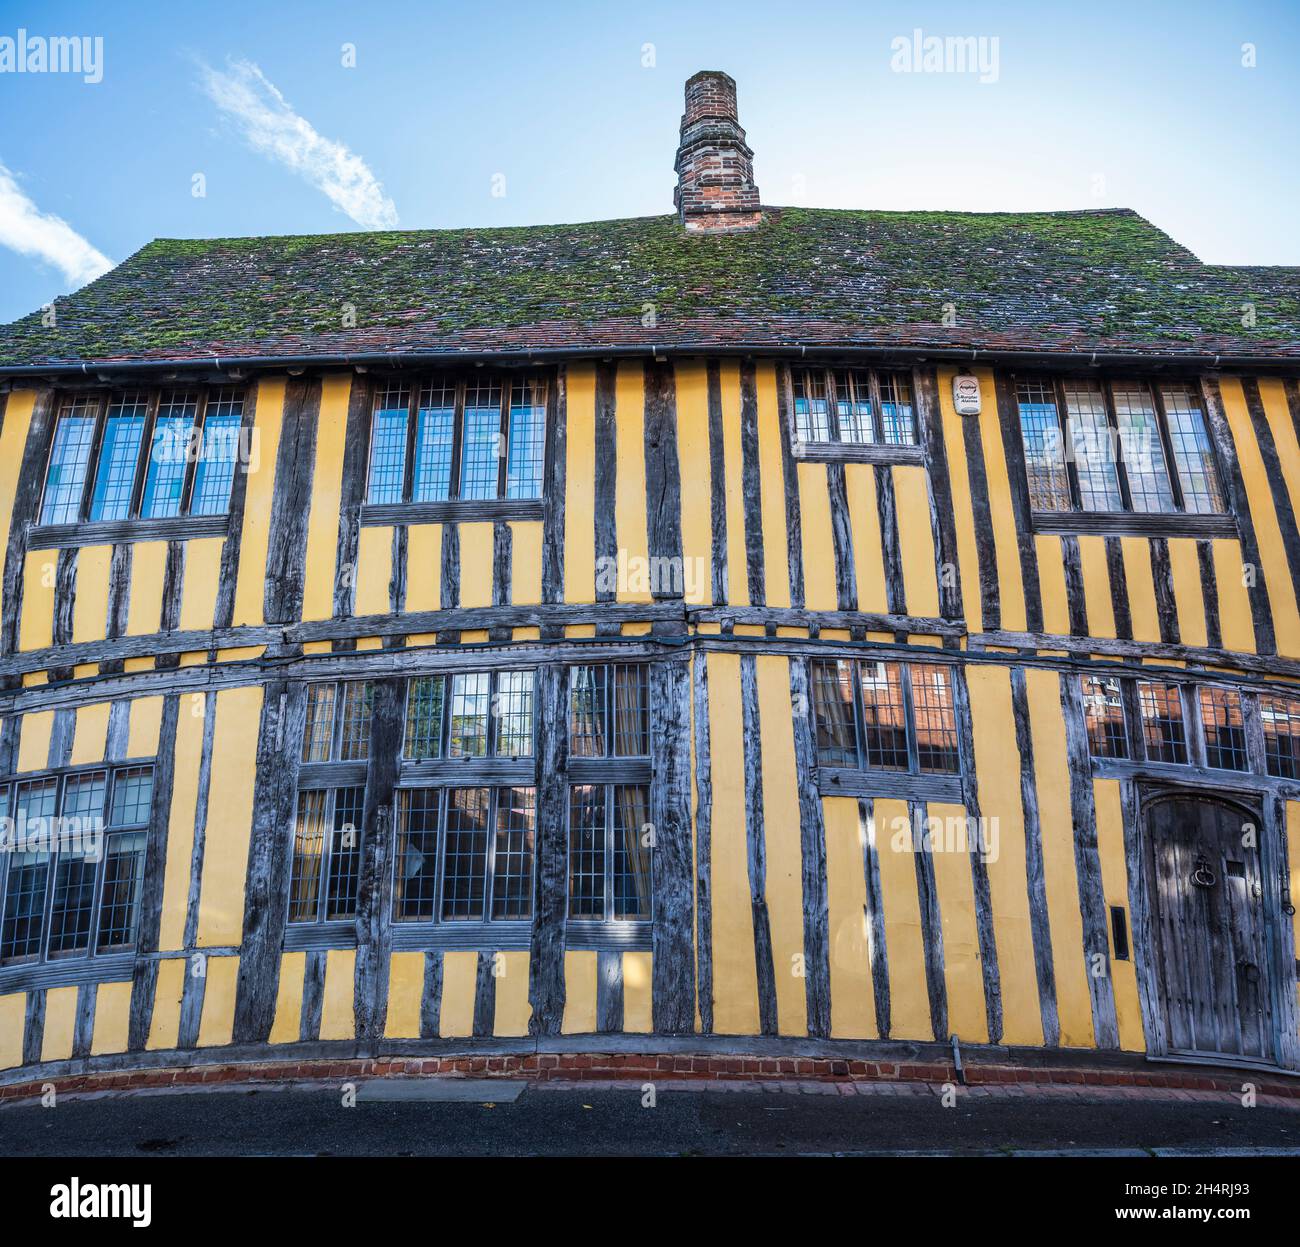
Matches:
[3,1052,1298,1104]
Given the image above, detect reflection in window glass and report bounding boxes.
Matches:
[1063,381,1122,511]
[1138,682,1188,765]
[1199,687,1248,771]
[1082,676,1128,759]
[41,400,99,524]
[89,394,149,521]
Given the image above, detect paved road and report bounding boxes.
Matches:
[2,1080,1298,1156]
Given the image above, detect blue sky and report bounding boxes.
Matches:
[0,0,1297,324]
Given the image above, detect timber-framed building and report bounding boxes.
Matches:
[2,71,1300,1086]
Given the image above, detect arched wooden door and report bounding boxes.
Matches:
[1144,794,1276,1063]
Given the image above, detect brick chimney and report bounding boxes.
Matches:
[673,70,762,232]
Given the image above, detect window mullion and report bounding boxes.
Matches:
[318,788,338,923]
[433,788,449,925]
[852,661,868,770]
[484,787,499,921]
[330,683,346,762]
[497,377,510,498]
[38,775,67,962]
[900,664,921,776]
[823,368,841,443]
[1182,683,1207,769]
[127,390,161,519]
[603,784,615,922]
[86,774,114,959]
[78,394,111,522]
[1052,377,1084,511]
[1148,382,1186,512]
[448,379,466,501]
[402,383,419,503]
[1101,379,1134,511]
[866,369,886,444]
[178,391,208,517]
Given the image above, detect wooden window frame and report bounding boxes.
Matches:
[0,761,156,971]
[359,369,549,525]
[783,365,925,465]
[1012,372,1236,539]
[31,386,246,548]
[813,658,964,802]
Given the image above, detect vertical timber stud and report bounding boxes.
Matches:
[1010,666,1060,1046]
[264,376,322,628]
[1148,537,1180,644]
[650,656,696,1034]
[692,648,714,1033]
[1061,535,1090,638]
[354,677,403,1049]
[960,386,1002,631]
[788,658,830,1037]
[858,797,891,1038]
[128,695,180,1050]
[540,366,567,639]
[740,654,778,1035]
[775,364,806,611]
[1201,376,1274,654]
[0,387,56,661]
[644,360,685,621]
[952,667,1003,1043]
[1059,672,1120,1048]
[233,681,309,1044]
[706,360,729,605]
[593,363,618,630]
[739,362,766,607]
[212,382,260,632]
[529,664,569,1034]
[913,367,964,629]
[993,371,1044,633]
[909,799,948,1041]
[333,374,373,639]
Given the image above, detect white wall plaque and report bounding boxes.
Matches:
[953,373,982,416]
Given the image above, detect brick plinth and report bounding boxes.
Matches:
[3,1051,1298,1104]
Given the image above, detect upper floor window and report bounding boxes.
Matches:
[1082,675,1251,772]
[366,373,547,506]
[405,670,535,760]
[1017,378,1224,516]
[302,680,375,763]
[811,658,959,774]
[569,664,650,757]
[0,764,154,965]
[791,367,918,448]
[1260,695,1300,780]
[40,388,246,526]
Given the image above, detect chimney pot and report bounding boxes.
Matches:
[674,70,762,232]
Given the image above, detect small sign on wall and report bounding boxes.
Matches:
[953,373,981,416]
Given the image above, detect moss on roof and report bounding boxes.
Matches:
[2,206,1297,367]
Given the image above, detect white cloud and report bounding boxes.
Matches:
[199,57,398,229]
[0,161,113,287]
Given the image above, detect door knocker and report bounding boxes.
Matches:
[1190,855,1217,888]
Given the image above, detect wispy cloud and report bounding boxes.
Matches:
[0,160,113,287]
[198,57,398,229]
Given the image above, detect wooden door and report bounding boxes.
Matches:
[1145,795,1275,1062]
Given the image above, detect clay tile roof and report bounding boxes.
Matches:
[2,206,1298,369]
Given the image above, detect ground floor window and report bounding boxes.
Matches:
[0,764,154,965]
